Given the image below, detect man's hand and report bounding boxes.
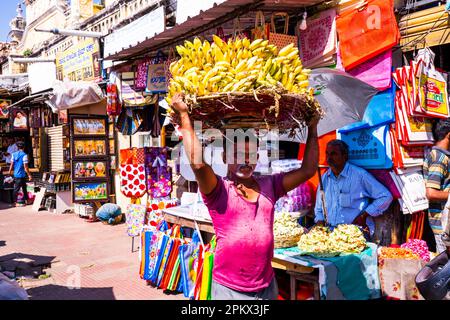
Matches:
[171,93,189,114]
[315,220,325,227]
[352,212,369,231]
[308,113,321,129]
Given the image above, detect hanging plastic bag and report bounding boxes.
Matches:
[135,58,151,90]
[139,221,169,280]
[299,8,337,69]
[414,48,449,118]
[336,0,400,70]
[179,230,202,298]
[146,51,168,94]
[125,204,147,237]
[106,83,122,116]
[144,147,172,198]
[199,236,216,300]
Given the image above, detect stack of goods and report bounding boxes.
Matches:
[297,224,367,257]
[400,239,431,262]
[273,212,305,248]
[378,247,420,260]
[378,246,426,300]
[166,37,322,134]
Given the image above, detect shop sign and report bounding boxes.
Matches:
[56,39,101,82]
[176,0,227,24]
[103,6,165,58]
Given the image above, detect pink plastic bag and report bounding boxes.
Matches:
[337,49,392,91]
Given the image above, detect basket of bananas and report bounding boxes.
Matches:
[166,36,323,134]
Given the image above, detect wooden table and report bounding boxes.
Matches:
[162,206,215,234]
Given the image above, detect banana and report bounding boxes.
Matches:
[242,37,250,49]
[249,38,264,51]
[285,49,299,60]
[213,35,227,52]
[246,56,259,69]
[278,43,295,56]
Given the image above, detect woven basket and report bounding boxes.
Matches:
[170,91,322,135]
[274,234,302,249]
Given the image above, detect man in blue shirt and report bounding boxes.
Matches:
[314,139,393,237]
[8,141,32,207]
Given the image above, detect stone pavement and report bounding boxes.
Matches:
[0,202,186,300]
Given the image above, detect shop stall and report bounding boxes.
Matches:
[98,0,449,300]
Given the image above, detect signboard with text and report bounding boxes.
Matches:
[56,39,101,82]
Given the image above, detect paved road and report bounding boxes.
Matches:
[0,203,186,300]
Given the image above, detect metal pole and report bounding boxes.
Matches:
[317,167,328,225]
[34,28,103,38]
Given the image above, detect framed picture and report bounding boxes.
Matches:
[109,139,115,154]
[10,108,29,131]
[73,181,109,202]
[48,173,56,184]
[108,122,114,138]
[71,117,107,136]
[42,172,49,182]
[110,156,117,170]
[73,160,108,179]
[73,139,107,157]
[0,99,11,119]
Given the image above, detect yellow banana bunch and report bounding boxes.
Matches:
[167,37,313,100]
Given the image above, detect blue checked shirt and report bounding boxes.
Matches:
[314,163,393,234]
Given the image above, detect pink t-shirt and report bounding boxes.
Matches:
[201,173,286,292]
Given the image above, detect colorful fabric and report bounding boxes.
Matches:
[423,147,450,234]
[314,163,393,234]
[125,204,147,237]
[200,173,287,293]
[275,243,381,300]
[119,164,147,198]
[140,222,169,280]
[378,248,425,300]
[144,147,172,198]
[179,231,202,299]
[146,198,179,228]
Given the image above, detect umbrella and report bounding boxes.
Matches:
[279,68,379,143]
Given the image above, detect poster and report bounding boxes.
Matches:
[73,118,106,136]
[74,139,107,157]
[73,161,107,178]
[0,99,11,119]
[73,181,108,201]
[10,108,29,131]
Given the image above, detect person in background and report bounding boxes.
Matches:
[8,141,32,207]
[3,138,18,165]
[423,119,450,253]
[171,93,319,300]
[314,139,393,237]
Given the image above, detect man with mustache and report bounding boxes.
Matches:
[171,93,319,300]
[314,139,393,237]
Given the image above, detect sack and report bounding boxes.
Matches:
[338,49,392,91]
[135,58,151,90]
[144,147,172,198]
[378,252,425,300]
[125,204,147,237]
[146,51,167,94]
[298,8,337,68]
[106,83,122,116]
[336,0,400,70]
[268,12,298,49]
[251,11,270,40]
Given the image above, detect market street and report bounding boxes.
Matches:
[0,203,186,300]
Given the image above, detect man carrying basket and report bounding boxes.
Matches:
[171,93,319,300]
